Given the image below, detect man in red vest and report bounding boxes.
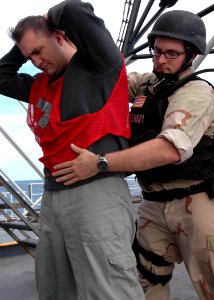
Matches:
[0,1,145,299]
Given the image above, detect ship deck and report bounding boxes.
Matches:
[0,242,198,300]
[0,244,37,300]
[0,202,198,300]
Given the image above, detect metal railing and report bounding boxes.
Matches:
[117,0,214,66]
[0,178,43,220]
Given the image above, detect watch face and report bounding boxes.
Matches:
[98,160,108,172]
[97,156,109,172]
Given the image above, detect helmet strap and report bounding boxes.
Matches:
[152,72,179,95]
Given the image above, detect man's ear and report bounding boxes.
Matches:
[54,31,65,45]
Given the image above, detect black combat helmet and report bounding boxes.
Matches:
[148,10,206,54]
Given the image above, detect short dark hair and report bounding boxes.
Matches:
[9,15,55,44]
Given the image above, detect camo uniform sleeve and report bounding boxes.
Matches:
[158,79,214,163]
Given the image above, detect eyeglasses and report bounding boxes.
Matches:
[150,48,186,59]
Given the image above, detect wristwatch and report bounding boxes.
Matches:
[97,154,110,172]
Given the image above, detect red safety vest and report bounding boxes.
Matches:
[27,63,130,172]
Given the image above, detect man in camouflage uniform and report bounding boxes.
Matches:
[52,10,214,299]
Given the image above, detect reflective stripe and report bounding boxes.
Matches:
[37,98,52,128]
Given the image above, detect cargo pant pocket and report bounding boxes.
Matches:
[108,250,145,299]
[108,250,137,270]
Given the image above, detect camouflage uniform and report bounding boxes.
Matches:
[129,68,214,299]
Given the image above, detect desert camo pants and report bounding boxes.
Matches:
[136,191,214,300]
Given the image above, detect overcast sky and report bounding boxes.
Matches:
[0,0,213,181]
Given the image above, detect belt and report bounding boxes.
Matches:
[143,181,206,202]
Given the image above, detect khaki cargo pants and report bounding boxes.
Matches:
[136,192,214,300]
[35,176,145,300]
